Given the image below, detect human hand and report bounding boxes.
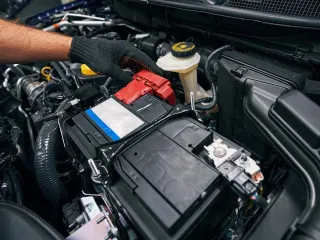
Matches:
[69,36,163,83]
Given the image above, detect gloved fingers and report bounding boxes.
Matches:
[106,65,133,84]
[122,50,163,76]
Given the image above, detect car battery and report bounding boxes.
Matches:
[66,94,238,240]
[67,94,172,160]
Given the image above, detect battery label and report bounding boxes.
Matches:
[86,98,144,141]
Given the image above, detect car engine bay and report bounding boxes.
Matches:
[1,1,320,240]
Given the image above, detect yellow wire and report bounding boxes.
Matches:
[245,202,254,216]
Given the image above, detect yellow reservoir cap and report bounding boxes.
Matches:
[81,64,97,76]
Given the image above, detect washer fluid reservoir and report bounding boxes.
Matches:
[157,42,210,104]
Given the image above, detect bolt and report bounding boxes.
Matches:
[88,159,101,177]
[240,153,247,164]
[96,215,106,224]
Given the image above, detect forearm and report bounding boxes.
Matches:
[0,19,72,64]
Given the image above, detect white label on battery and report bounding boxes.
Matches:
[86,98,144,140]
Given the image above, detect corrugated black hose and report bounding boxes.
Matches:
[34,120,67,207]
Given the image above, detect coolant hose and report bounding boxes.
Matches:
[196,45,232,111]
[34,120,67,207]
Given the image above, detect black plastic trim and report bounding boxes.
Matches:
[243,84,320,239]
[138,0,320,29]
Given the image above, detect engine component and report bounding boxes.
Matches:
[137,36,165,60]
[21,78,46,111]
[205,138,237,167]
[0,121,16,157]
[0,86,21,116]
[157,42,210,104]
[67,94,171,160]
[0,115,24,205]
[70,63,109,85]
[111,121,236,239]
[34,120,67,207]
[205,138,263,183]
[217,50,310,159]
[66,212,118,240]
[1,1,316,239]
[115,70,176,105]
[64,89,240,239]
[63,196,121,239]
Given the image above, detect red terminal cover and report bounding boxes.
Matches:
[114,70,176,105]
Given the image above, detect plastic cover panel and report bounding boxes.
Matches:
[123,130,218,214]
[225,0,320,18]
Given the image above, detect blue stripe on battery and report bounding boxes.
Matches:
[85,109,120,141]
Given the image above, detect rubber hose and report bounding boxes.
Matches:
[16,65,36,73]
[58,62,72,77]
[51,62,71,87]
[8,65,25,77]
[34,120,67,207]
[195,45,232,111]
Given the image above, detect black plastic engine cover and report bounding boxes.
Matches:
[112,118,237,240]
[216,50,310,159]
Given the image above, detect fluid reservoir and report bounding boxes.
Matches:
[157,42,210,104]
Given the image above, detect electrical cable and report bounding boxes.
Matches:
[100,77,113,98]
[187,97,213,105]
[49,69,61,82]
[196,45,232,111]
[58,62,72,77]
[87,27,110,38]
[50,62,71,87]
[250,192,268,209]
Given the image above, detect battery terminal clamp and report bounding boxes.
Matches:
[204,138,265,198]
[115,70,176,106]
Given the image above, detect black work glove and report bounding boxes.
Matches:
[69,36,163,83]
